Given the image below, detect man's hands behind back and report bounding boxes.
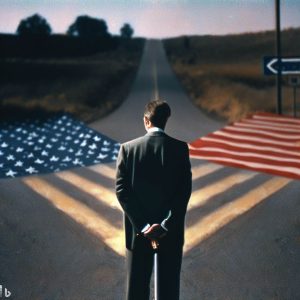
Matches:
[143,224,167,240]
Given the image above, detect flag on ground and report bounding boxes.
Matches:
[189,112,300,180]
[0,113,120,179]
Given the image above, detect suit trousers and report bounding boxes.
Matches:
[126,235,183,300]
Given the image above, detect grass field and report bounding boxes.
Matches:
[164,28,300,122]
[0,38,144,123]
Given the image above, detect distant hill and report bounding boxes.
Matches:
[164,27,300,64]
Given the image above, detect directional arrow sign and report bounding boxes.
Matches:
[264,57,300,75]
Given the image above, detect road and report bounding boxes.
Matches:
[0,40,300,300]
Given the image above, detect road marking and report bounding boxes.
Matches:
[88,164,116,180]
[188,171,257,210]
[23,176,125,256]
[184,177,290,253]
[153,59,159,99]
[55,171,121,210]
[192,163,223,180]
[22,163,291,257]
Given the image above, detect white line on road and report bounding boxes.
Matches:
[23,176,125,256]
[153,59,159,99]
[184,176,290,253]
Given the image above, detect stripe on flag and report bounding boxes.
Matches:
[189,112,300,180]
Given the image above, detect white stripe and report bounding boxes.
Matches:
[200,147,300,164]
[188,172,256,211]
[184,177,290,253]
[235,122,300,133]
[153,60,159,99]
[214,131,298,147]
[225,125,300,139]
[89,164,116,180]
[192,155,300,176]
[243,119,300,130]
[190,137,300,157]
[254,115,300,125]
[191,163,223,180]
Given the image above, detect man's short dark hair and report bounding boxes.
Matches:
[144,100,171,130]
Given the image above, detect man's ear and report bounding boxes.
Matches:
[144,116,151,127]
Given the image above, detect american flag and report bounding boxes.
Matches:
[0,113,120,179]
[189,112,300,180]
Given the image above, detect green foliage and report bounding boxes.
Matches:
[16,14,52,36]
[120,23,134,39]
[67,15,110,38]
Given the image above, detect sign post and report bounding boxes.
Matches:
[263,57,300,117]
[275,0,282,114]
[288,76,300,117]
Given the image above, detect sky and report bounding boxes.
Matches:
[1,0,300,38]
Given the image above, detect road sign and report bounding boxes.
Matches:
[263,57,300,75]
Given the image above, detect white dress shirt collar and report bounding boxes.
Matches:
[147,127,164,133]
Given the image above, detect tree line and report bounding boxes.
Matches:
[16,14,134,39]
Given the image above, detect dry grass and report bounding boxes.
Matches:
[164,28,300,122]
[172,62,293,122]
[0,39,144,123]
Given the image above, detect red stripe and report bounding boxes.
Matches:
[242,119,300,130]
[190,112,300,180]
[252,114,300,125]
[189,149,300,168]
[190,153,300,180]
[222,128,300,141]
[205,133,300,149]
[189,141,300,160]
[235,122,300,134]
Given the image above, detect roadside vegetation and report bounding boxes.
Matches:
[0,14,143,123]
[164,28,300,122]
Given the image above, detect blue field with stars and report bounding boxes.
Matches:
[0,114,120,178]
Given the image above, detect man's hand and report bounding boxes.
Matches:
[143,224,167,240]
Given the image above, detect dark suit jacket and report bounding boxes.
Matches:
[115,131,192,250]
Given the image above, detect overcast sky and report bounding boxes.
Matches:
[1,0,300,38]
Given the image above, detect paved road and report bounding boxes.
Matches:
[91,39,222,142]
[1,40,300,300]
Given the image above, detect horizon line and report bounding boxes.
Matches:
[0,25,299,40]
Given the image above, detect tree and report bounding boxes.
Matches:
[16,14,52,36]
[67,15,110,38]
[184,36,190,50]
[120,23,134,39]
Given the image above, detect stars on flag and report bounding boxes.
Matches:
[6,169,17,177]
[0,113,120,179]
[15,161,23,167]
[25,166,38,174]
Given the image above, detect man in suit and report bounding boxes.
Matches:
[115,100,192,300]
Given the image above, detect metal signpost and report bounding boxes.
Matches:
[275,0,282,115]
[265,0,300,116]
[288,76,300,117]
[263,58,300,116]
